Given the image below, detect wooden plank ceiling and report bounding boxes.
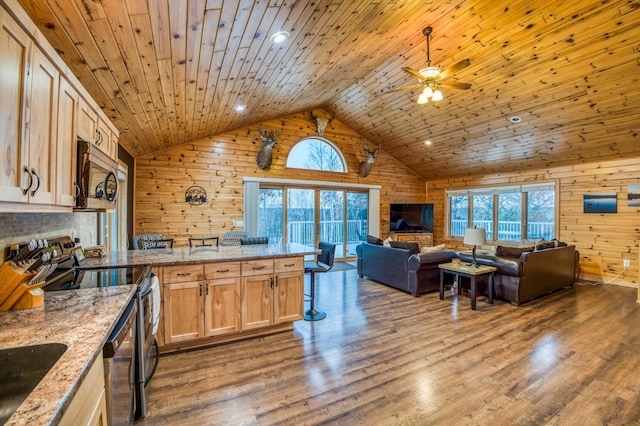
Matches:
[17,0,640,180]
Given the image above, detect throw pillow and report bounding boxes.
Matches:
[535,239,556,250]
[366,235,384,245]
[389,241,420,254]
[552,239,568,247]
[140,239,168,249]
[496,245,534,258]
[421,243,445,253]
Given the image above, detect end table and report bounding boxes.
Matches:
[439,262,496,310]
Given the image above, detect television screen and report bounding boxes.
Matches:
[389,204,434,233]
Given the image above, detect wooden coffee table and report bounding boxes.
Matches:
[439,262,496,310]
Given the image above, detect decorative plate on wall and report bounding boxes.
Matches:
[185,186,207,205]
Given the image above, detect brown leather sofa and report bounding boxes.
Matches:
[356,242,456,296]
[457,245,578,305]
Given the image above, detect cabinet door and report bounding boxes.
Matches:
[56,77,79,207]
[241,274,273,330]
[204,278,241,336]
[78,96,98,143]
[274,271,304,323]
[26,47,58,205]
[96,118,115,159]
[0,9,30,202]
[164,281,204,343]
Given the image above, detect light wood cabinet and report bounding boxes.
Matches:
[391,233,433,249]
[164,262,243,343]
[204,263,241,336]
[0,4,119,211]
[163,264,205,343]
[56,77,79,207]
[78,96,99,145]
[59,352,108,426]
[241,257,303,330]
[161,257,303,348]
[78,98,118,160]
[0,9,57,206]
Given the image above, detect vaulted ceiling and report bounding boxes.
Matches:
[17,0,640,180]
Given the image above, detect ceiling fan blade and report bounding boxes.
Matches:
[437,58,471,81]
[402,67,427,81]
[440,81,472,90]
[386,83,424,93]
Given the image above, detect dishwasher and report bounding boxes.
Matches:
[103,296,137,426]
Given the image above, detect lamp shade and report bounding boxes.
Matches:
[463,227,486,246]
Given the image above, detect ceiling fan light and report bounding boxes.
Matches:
[422,86,433,98]
[417,93,429,104]
[432,90,444,101]
[419,66,440,78]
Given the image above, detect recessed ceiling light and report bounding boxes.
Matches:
[234,104,246,113]
[269,31,289,44]
[509,116,522,123]
[424,140,433,146]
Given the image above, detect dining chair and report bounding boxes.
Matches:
[189,237,219,248]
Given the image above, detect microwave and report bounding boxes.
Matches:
[75,139,119,211]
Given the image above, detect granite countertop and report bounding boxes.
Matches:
[0,286,136,426]
[82,242,320,269]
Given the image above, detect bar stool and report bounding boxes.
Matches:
[304,242,336,321]
[189,237,219,247]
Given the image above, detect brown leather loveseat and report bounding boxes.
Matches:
[457,244,578,305]
[356,242,456,296]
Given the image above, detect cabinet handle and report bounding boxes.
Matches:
[284,263,294,267]
[217,269,229,273]
[95,129,102,146]
[21,166,33,196]
[275,276,278,287]
[252,266,265,270]
[177,272,191,277]
[270,276,274,289]
[199,283,203,296]
[206,283,209,295]
[30,168,41,196]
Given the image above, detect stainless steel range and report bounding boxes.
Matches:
[31,237,159,422]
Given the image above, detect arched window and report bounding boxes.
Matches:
[286,137,347,172]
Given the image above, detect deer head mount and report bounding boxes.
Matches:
[358,145,380,178]
[257,125,279,170]
[309,110,335,137]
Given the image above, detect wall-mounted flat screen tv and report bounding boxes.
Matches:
[389,203,434,233]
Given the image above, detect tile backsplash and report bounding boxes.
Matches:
[0,213,98,262]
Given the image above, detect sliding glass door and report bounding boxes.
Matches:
[287,188,315,247]
[258,186,368,261]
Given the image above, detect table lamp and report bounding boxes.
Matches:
[464,227,486,268]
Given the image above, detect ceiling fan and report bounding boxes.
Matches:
[387,26,472,104]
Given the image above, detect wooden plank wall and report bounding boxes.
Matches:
[135,109,426,248]
[427,158,640,287]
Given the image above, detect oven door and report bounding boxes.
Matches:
[103,297,137,426]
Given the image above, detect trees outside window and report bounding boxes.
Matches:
[286,138,346,172]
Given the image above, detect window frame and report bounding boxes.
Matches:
[445,182,558,243]
[285,137,348,173]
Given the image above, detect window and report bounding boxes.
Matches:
[447,183,556,242]
[286,137,346,172]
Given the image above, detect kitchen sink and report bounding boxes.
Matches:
[0,343,67,424]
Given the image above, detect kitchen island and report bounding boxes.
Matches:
[0,286,136,425]
[82,242,319,268]
[83,243,320,352]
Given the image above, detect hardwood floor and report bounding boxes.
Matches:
[142,270,640,425]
